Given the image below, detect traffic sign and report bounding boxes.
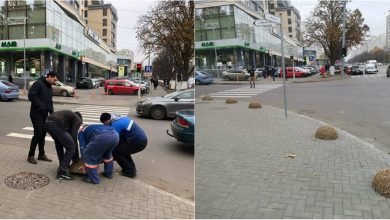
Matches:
[253,19,272,26]
[265,14,281,24]
[145,65,152,73]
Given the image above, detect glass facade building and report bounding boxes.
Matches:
[0,0,117,84]
[195,2,303,72]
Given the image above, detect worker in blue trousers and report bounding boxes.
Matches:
[100,112,147,178]
[78,119,119,184]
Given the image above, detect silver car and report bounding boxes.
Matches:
[136,89,194,120]
[0,80,19,100]
[222,69,250,81]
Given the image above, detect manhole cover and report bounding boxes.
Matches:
[5,172,50,190]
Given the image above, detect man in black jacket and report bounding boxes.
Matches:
[27,71,58,164]
[44,110,83,180]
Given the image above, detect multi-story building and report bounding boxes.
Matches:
[84,2,118,50]
[386,14,390,49]
[268,0,301,43]
[0,0,118,84]
[195,0,303,72]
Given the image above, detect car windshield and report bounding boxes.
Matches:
[366,64,375,68]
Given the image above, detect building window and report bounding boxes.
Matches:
[289,35,292,38]
[288,27,292,32]
[103,29,107,36]
[287,10,291,16]
[269,4,274,9]
[103,19,107,26]
[84,10,88,17]
[103,39,107,42]
[103,8,107,16]
[288,19,291,25]
[84,0,88,7]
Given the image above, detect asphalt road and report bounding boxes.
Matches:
[196,66,390,154]
[0,100,194,201]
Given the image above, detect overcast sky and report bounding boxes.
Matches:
[291,0,389,37]
[106,0,156,63]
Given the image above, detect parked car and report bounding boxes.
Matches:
[91,78,101,88]
[104,79,142,95]
[167,109,194,144]
[255,68,264,77]
[128,80,149,93]
[350,65,364,75]
[284,67,307,78]
[195,71,214,85]
[365,63,378,74]
[28,80,75,97]
[222,69,250,81]
[76,77,93,89]
[0,80,19,100]
[136,88,194,120]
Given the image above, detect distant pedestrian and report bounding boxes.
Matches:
[27,71,58,164]
[320,65,326,78]
[263,66,268,79]
[271,66,276,81]
[78,123,119,184]
[152,77,158,90]
[8,74,13,83]
[100,113,148,178]
[44,110,82,180]
[249,68,255,88]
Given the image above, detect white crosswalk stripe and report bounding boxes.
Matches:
[209,84,283,98]
[350,74,385,78]
[6,105,131,142]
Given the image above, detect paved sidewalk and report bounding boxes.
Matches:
[196,98,390,219]
[0,142,194,218]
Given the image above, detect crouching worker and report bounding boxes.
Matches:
[44,110,82,180]
[78,123,119,184]
[100,113,147,178]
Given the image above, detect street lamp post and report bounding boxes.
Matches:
[23,17,28,93]
[341,0,347,77]
[212,27,220,79]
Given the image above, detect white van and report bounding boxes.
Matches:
[366,60,378,69]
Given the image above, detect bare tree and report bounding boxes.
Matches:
[136,1,194,80]
[303,1,369,65]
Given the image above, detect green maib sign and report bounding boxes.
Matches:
[1,41,17,47]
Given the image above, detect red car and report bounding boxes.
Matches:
[283,67,307,78]
[104,79,141,95]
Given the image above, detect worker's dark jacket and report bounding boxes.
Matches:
[28,76,54,117]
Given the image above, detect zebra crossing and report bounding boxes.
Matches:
[350,74,385,78]
[6,105,131,142]
[209,84,283,99]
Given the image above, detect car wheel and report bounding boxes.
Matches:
[195,80,200,85]
[150,106,167,120]
[60,90,68,97]
[89,84,93,89]
[108,90,114,95]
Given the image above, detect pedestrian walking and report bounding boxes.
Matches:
[27,71,58,164]
[320,65,326,78]
[152,77,158,90]
[249,68,255,88]
[8,74,13,83]
[263,66,268,79]
[78,123,119,184]
[100,113,147,178]
[271,66,276,81]
[44,110,82,180]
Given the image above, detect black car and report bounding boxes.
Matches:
[76,77,93,89]
[350,65,364,75]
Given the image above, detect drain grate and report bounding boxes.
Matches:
[4,172,50,190]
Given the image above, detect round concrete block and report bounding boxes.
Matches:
[248,101,262,109]
[225,97,238,104]
[373,168,390,198]
[315,125,338,140]
[202,95,214,101]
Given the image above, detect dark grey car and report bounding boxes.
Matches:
[136,89,194,120]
